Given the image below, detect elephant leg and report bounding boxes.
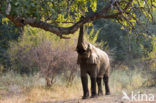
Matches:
[97,78,103,96]
[103,74,110,95]
[81,75,89,99]
[90,77,98,98]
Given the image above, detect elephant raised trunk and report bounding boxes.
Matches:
[76,25,87,54]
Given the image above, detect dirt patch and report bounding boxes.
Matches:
[38,94,156,103]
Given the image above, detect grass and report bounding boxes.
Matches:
[110,69,146,93]
[0,72,82,103]
[0,69,155,103]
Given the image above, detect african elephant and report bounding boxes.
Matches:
[76,25,110,99]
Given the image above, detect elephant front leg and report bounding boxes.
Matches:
[103,74,110,95]
[90,77,98,98]
[97,78,103,96]
[81,75,89,99]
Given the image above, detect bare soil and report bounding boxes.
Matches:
[38,94,156,103]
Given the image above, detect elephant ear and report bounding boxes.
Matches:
[87,44,99,64]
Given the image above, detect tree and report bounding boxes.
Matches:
[0,14,21,68]
[0,0,155,38]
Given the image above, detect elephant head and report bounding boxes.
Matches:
[76,25,98,64]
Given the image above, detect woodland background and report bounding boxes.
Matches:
[0,0,156,103]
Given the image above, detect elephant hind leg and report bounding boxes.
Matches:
[103,74,110,95]
[97,78,103,96]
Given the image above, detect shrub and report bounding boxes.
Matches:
[31,40,78,86]
[8,26,79,86]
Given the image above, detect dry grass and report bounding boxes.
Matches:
[0,85,83,103]
[0,69,156,103]
[0,72,83,103]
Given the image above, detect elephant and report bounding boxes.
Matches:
[76,25,110,99]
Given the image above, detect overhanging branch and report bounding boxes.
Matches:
[1,0,136,37]
[2,3,118,37]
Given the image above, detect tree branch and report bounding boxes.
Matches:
[2,3,119,37]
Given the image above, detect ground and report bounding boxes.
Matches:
[38,93,156,103]
[0,87,156,103]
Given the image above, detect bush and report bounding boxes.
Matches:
[8,26,79,86]
[32,40,78,86]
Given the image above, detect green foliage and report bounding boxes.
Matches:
[0,15,21,68]
[0,0,155,32]
[89,0,97,12]
[114,0,154,31]
[88,27,101,44]
[149,37,156,58]
[0,0,98,24]
[84,1,155,64]
[142,37,156,70]
[87,19,154,64]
